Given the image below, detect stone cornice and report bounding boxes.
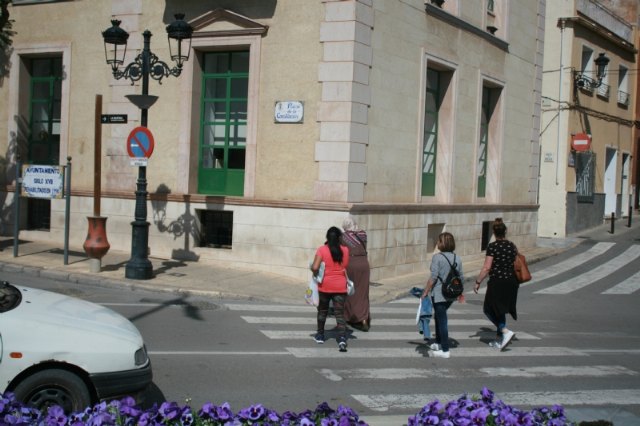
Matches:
[425,3,509,52]
[4,186,538,213]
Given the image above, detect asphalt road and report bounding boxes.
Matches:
[3,229,640,426]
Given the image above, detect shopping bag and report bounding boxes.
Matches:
[305,276,319,306]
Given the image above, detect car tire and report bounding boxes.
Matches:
[13,369,92,413]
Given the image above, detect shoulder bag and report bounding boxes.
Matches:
[514,252,531,283]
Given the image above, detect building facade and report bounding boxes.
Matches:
[0,0,544,281]
[539,0,638,238]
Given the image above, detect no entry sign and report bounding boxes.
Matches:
[127,126,155,159]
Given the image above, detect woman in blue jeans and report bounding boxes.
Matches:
[421,232,464,359]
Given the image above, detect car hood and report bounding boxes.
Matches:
[6,286,142,344]
[0,286,149,389]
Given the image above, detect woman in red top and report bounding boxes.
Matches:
[310,226,350,352]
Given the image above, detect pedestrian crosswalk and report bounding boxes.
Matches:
[225,297,640,419]
[535,244,640,294]
[474,241,640,295]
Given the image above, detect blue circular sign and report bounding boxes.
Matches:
[126,127,154,158]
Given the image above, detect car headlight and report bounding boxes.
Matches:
[135,345,149,366]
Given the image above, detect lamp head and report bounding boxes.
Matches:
[102,19,129,72]
[594,52,610,80]
[166,13,193,68]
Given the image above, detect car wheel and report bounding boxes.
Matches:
[13,369,92,413]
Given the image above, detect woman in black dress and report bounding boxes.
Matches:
[473,218,518,350]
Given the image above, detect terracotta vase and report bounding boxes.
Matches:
[83,216,110,259]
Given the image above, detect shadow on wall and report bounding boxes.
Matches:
[0,115,28,236]
[162,0,277,23]
[151,184,200,262]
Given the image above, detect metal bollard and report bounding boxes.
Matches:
[610,212,615,234]
[628,205,632,228]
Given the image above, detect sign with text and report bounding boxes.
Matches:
[274,101,304,123]
[101,114,128,124]
[21,164,65,199]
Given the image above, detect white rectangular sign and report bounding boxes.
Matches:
[130,158,148,167]
[274,101,304,123]
[21,164,65,199]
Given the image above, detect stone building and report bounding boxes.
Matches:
[539,0,638,237]
[0,0,544,281]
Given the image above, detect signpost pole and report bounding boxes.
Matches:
[64,157,72,265]
[13,156,21,258]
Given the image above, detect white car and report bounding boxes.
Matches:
[0,281,152,412]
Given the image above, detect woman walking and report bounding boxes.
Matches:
[341,216,371,331]
[474,218,519,350]
[310,226,350,352]
[421,232,463,359]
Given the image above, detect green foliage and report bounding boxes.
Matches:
[0,0,15,50]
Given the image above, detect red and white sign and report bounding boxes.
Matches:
[571,133,591,152]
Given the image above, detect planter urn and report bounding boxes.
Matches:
[83,216,110,260]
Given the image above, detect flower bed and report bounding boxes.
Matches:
[1,388,583,425]
[408,388,575,425]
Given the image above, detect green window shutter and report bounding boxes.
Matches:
[477,87,490,198]
[422,68,440,197]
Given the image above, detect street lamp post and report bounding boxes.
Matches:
[102,15,193,279]
[574,52,610,91]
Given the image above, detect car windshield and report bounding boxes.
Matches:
[0,281,22,313]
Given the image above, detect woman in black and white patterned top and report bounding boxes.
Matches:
[473,218,519,350]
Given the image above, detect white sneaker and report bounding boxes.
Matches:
[501,330,515,351]
[429,343,441,351]
[488,340,502,349]
[431,349,450,358]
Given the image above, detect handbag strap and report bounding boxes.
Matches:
[438,253,458,281]
[353,232,367,254]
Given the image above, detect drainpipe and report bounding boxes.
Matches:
[556,18,566,186]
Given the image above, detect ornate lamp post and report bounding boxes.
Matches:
[574,52,610,90]
[102,14,193,279]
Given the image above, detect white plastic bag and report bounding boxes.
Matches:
[346,277,355,296]
[305,276,319,306]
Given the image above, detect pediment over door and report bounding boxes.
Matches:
[188,9,269,38]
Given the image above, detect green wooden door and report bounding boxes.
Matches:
[198,51,249,196]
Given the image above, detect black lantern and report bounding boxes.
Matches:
[594,52,610,81]
[166,13,193,68]
[102,20,129,72]
[574,52,610,91]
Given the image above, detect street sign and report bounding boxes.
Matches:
[130,158,149,167]
[126,126,155,159]
[101,114,128,124]
[21,164,65,199]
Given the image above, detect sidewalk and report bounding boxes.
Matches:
[1,221,622,304]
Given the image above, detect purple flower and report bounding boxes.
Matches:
[158,401,181,421]
[45,406,67,426]
[469,407,489,424]
[480,387,494,403]
[299,415,316,426]
[180,407,194,426]
[246,403,266,421]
